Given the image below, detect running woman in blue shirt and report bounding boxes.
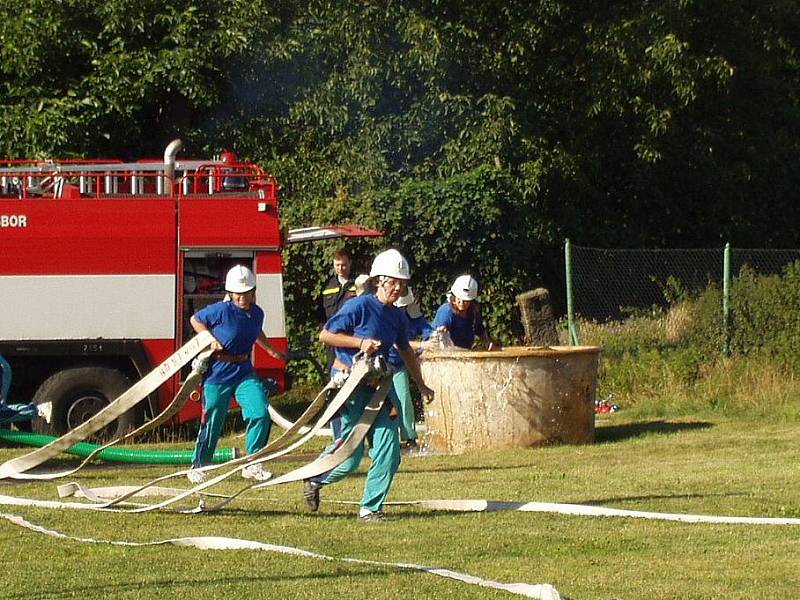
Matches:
[306,249,434,522]
[187,265,286,483]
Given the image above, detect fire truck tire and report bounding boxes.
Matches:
[31,367,138,441]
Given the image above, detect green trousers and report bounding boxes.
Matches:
[192,376,270,467]
[319,384,401,513]
[388,367,417,441]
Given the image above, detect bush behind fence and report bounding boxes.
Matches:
[567,242,800,372]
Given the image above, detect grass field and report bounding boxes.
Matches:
[1,413,798,599]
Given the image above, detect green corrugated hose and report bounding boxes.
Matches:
[0,429,237,464]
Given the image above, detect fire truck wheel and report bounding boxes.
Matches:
[31,367,138,442]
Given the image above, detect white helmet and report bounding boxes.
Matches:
[354,273,371,296]
[394,287,415,307]
[450,275,478,301]
[395,287,422,318]
[225,265,256,293]
[370,249,411,280]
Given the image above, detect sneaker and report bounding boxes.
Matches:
[358,509,387,523]
[37,401,53,424]
[187,469,207,484]
[303,479,321,512]
[401,439,419,455]
[241,463,272,481]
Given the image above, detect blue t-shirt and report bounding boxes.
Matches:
[325,293,410,368]
[388,313,433,367]
[431,301,485,349]
[194,300,265,384]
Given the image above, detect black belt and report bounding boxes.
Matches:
[212,352,250,363]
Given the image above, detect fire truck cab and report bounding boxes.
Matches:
[0,140,374,439]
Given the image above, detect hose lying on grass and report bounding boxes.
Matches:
[0,429,237,465]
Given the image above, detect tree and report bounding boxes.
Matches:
[0,0,283,156]
[3,1,799,348]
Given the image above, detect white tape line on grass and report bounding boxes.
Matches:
[0,512,561,600]
[331,499,800,526]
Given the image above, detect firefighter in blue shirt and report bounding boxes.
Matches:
[187,265,286,484]
[305,249,434,522]
[432,275,498,350]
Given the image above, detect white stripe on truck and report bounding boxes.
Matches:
[0,274,175,339]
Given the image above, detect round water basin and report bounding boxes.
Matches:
[420,345,602,454]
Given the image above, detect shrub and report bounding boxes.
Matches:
[728,262,800,371]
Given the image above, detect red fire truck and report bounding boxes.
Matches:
[0,140,377,438]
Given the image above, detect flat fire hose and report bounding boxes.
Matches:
[58,358,384,512]
[60,378,340,511]
[0,331,215,480]
[63,379,337,509]
[189,378,391,514]
[327,499,800,526]
[3,349,796,528]
[0,512,562,600]
[91,370,392,514]
[269,404,332,437]
[3,348,215,481]
[55,376,390,514]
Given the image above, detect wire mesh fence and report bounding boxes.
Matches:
[569,246,724,321]
[729,248,800,278]
[565,241,800,350]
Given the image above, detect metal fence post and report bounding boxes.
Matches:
[723,242,731,356]
[565,239,580,345]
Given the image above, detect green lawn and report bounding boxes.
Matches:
[1,415,798,599]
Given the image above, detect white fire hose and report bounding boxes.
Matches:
[0,331,216,480]
[95,364,392,514]
[268,361,355,438]
[0,511,561,600]
[0,350,570,598]
[0,352,388,514]
[269,404,332,437]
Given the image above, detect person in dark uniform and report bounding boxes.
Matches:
[318,248,357,372]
